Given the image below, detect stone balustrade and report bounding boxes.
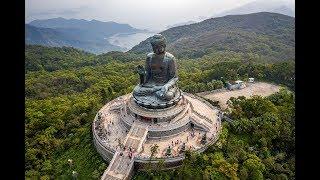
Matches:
[92,114,117,161]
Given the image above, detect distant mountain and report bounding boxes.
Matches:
[26,24,69,46]
[26,18,145,54]
[29,18,143,38]
[26,24,124,54]
[129,12,295,62]
[214,0,294,17]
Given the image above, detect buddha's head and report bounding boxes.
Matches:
[150,34,166,55]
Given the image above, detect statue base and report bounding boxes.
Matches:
[133,89,182,109]
[93,92,222,179]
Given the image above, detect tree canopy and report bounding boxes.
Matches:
[25,45,295,179]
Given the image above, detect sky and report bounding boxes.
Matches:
[26,0,295,31]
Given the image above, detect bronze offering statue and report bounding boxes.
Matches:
[133,34,181,108]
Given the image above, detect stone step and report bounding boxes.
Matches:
[190,114,211,132]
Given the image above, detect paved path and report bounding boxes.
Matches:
[200,82,281,110]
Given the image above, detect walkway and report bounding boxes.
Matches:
[101,122,148,180]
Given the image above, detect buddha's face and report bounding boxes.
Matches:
[152,44,166,55]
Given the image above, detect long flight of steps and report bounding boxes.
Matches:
[101,122,148,180]
[189,113,211,132]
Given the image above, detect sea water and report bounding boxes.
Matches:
[107,32,155,52]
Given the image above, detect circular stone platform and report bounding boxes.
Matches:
[93,92,222,179]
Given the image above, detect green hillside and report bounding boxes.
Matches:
[25,45,144,73]
[130,12,295,61]
[25,12,295,180]
[25,44,294,179]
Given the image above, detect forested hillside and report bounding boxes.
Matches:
[130,12,295,61]
[26,25,74,47]
[25,45,144,72]
[25,45,294,179]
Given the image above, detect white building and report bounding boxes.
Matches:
[227,80,246,90]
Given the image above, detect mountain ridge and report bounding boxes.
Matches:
[29,17,141,33]
[25,24,125,54]
[26,18,145,54]
[129,12,295,61]
[214,0,294,17]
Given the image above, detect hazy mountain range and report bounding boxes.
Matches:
[166,0,294,29]
[26,11,294,60]
[26,18,147,54]
[130,12,295,61]
[214,0,294,17]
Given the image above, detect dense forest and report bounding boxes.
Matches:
[25,45,294,179]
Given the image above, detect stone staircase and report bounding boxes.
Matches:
[189,113,211,132]
[101,122,148,180]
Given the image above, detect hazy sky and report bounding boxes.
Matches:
[26,0,294,31]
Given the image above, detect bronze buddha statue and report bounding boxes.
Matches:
[133,34,181,108]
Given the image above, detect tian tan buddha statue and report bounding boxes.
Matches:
[133,34,181,108]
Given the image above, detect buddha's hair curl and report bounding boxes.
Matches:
[150,34,166,47]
